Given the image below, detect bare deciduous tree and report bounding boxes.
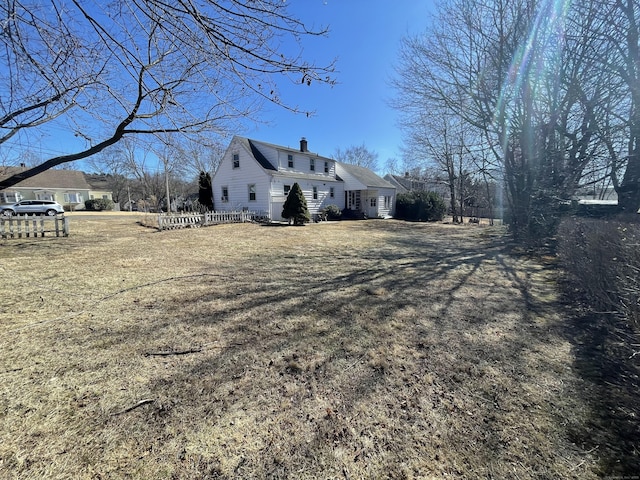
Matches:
[393,0,621,241]
[333,144,379,171]
[0,0,335,189]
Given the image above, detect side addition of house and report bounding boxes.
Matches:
[212,136,396,221]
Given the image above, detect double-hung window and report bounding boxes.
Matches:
[284,185,291,196]
[330,187,335,198]
[248,184,256,201]
[233,154,240,169]
[64,192,83,203]
[287,154,294,168]
[221,186,229,202]
[313,186,318,200]
[324,161,329,173]
[310,158,315,171]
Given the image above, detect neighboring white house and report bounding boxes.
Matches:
[212,136,396,221]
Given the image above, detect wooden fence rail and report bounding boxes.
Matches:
[0,214,69,239]
[157,211,268,230]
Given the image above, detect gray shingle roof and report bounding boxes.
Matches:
[0,167,91,190]
[338,163,395,189]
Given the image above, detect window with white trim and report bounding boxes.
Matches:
[0,192,21,203]
[287,154,294,168]
[284,185,291,196]
[310,158,315,171]
[313,186,318,200]
[233,154,240,168]
[324,161,329,173]
[248,184,256,201]
[330,187,334,198]
[64,192,83,203]
[221,186,229,202]
[370,197,377,207]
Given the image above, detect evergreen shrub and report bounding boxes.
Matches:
[395,191,446,222]
[320,204,342,220]
[281,183,310,225]
[85,198,114,211]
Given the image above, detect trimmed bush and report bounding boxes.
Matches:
[395,191,446,222]
[319,204,342,220]
[85,198,114,211]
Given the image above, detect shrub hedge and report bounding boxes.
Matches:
[85,198,114,211]
[395,191,446,222]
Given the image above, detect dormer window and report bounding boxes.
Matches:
[310,158,315,171]
[288,154,294,168]
[233,154,240,168]
[324,161,329,173]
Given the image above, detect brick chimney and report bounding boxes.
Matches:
[300,137,308,152]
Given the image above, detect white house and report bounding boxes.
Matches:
[212,136,396,221]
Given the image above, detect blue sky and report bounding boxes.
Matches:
[247,1,435,172]
[5,1,435,175]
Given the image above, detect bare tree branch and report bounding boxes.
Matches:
[0,0,336,189]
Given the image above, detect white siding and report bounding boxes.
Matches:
[212,138,271,215]
[270,176,344,221]
[377,187,396,217]
[273,151,337,179]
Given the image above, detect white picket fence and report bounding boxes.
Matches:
[0,214,69,239]
[157,210,268,230]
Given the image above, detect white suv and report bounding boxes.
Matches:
[0,200,65,216]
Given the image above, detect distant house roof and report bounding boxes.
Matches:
[338,163,395,189]
[384,173,449,196]
[0,167,91,190]
[84,173,113,191]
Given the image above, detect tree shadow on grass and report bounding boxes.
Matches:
[83,224,603,477]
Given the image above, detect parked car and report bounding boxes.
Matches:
[0,200,65,216]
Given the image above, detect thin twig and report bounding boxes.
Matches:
[1,367,24,374]
[111,398,155,416]
[144,348,202,357]
[99,273,223,302]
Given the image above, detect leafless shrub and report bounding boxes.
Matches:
[557,216,640,332]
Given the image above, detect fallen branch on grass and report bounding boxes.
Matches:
[144,348,202,357]
[111,398,155,416]
[100,273,224,302]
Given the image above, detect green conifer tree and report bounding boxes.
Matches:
[198,171,214,211]
[281,182,310,225]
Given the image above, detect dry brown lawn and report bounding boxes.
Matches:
[0,215,610,478]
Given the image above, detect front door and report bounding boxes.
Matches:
[346,190,361,210]
[367,195,378,218]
